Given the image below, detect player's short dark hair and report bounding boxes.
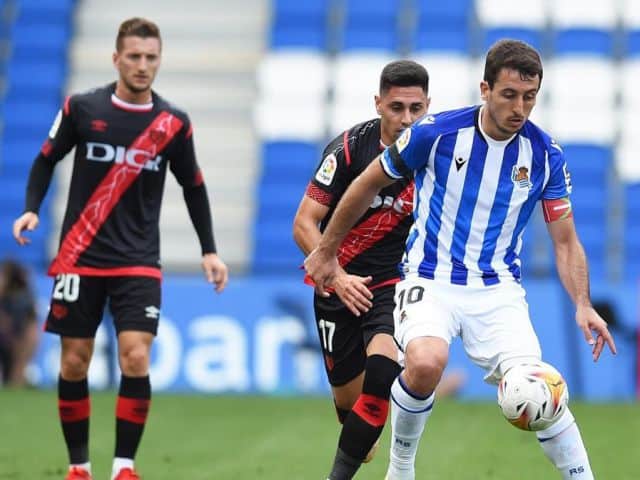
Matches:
[379,60,429,95]
[484,39,543,89]
[116,17,161,52]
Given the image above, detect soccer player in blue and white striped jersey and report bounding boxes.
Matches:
[305,39,616,480]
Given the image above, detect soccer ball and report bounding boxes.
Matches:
[497,363,569,431]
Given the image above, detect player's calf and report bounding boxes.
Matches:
[328,354,400,479]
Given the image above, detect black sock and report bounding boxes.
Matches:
[328,355,401,479]
[114,375,151,459]
[58,376,90,464]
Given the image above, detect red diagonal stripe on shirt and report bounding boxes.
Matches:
[49,112,183,274]
[336,181,414,266]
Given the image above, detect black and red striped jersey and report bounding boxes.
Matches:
[27,82,212,278]
[306,118,414,288]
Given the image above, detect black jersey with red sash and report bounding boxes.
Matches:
[306,118,414,288]
[33,83,203,279]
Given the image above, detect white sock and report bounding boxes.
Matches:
[70,462,91,473]
[537,409,593,479]
[386,375,435,480]
[111,457,134,479]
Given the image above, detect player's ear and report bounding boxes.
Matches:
[480,80,490,101]
[374,95,382,115]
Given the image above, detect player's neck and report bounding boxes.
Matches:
[114,82,152,105]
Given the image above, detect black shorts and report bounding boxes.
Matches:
[313,284,395,386]
[45,275,161,338]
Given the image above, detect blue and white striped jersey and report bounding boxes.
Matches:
[381,106,571,287]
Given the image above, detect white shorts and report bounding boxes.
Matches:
[394,277,542,384]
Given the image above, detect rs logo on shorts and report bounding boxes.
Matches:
[145,306,160,319]
[85,142,163,171]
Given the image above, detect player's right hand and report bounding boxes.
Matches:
[12,212,39,245]
[304,246,339,298]
[332,268,373,317]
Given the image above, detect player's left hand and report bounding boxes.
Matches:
[575,304,617,362]
[332,267,373,316]
[202,253,228,293]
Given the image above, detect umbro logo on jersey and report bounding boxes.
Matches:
[455,157,467,171]
[91,120,108,132]
[145,306,160,319]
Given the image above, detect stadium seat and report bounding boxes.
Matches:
[260,141,319,184]
[270,0,329,49]
[548,58,616,108]
[341,0,400,52]
[615,139,640,182]
[622,183,640,280]
[548,0,618,29]
[252,218,304,273]
[620,0,640,29]
[333,52,395,102]
[10,23,72,61]
[553,28,615,56]
[256,51,329,100]
[414,0,472,54]
[7,59,66,92]
[16,0,75,23]
[476,0,546,30]
[483,27,544,52]
[254,98,326,142]
[548,105,615,145]
[562,144,611,186]
[0,139,42,177]
[412,53,473,113]
[328,100,378,137]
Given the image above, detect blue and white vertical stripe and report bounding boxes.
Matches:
[381,106,569,287]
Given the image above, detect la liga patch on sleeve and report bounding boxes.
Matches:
[315,153,337,186]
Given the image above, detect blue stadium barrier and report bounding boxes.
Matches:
[623,184,640,280]
[484,27,544,51]
[23,274,636,398]
[554,28,615,56]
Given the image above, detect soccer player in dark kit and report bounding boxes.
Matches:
[293,60,430,480]
[12,17,228,480]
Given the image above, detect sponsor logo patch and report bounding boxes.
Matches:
[315,153,337,186]
[145,305,160,319]
[395,128,411,153]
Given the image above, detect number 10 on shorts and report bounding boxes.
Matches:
[318,319,335,353]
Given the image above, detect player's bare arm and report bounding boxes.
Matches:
[294,195,373,315]
[12,212,39,246]
[304,158,396,296]
[546,212,617,361]
[202,253,228,293]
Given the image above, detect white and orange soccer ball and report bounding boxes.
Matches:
[497,363,569,431]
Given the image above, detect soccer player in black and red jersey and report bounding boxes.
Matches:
[12,18,228,480]
[293,60,430,480]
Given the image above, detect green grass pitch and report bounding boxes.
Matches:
[0,390,638,479]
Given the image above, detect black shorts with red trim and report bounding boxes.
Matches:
[313,284,395,386]
[45,275,161,338]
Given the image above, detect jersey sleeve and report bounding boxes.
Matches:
[25,95,79,213]
[169,117,218,255]
[305,132,354,208]
[542,139,572,200]
[380,117,437,179]
[168,117,202,187]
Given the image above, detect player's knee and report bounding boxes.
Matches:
[60,349,91,380]
[119,344,150,376]
[404,344,447,392]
